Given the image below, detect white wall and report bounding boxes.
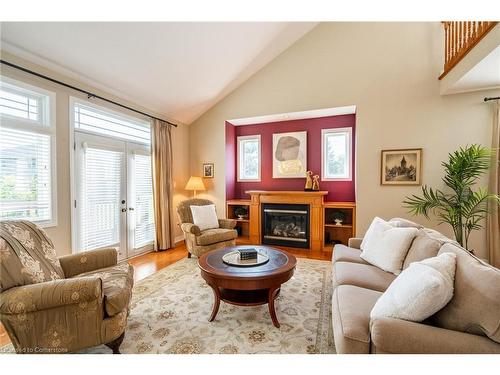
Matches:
[189,22,500,259]
[1,51,191,256]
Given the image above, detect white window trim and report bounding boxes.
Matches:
[0,75,57,228]
[321,127,353,182]
[237,134,261,182]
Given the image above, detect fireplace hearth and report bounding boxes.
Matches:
[262,203,310,249]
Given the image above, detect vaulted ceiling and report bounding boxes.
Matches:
[0,22,317,124]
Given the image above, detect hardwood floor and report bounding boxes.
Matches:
[0,240,332,348]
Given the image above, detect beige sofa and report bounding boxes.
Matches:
[331,220,500,354]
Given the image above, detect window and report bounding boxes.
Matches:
[237,135,261,181]
[73,101,150,144]
[321,127,352,181]
[0,77,56,226]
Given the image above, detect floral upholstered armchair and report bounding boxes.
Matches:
[177,198,237,258]
[0,220,134,354]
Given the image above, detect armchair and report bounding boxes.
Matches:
[177,198,238,258]
[0,220,133,353]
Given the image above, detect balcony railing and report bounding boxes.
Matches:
[439,21,498,80]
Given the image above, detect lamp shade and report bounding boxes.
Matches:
[185,176,206,192]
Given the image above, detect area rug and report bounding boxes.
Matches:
[3,257,335,354]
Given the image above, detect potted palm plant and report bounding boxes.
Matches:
[404,144,500,252]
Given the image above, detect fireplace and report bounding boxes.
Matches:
[261,203,310,249]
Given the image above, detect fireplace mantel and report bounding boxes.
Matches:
[245,190,329,196]
[246,190,327,251]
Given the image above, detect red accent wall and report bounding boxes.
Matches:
[225,114,356,202]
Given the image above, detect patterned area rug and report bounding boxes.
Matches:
[4,257,335,354]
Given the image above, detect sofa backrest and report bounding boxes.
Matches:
[402,228,453,269]
[0,220,65,292]
[432,242,500,344]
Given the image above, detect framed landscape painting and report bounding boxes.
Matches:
[272,131,307,178]
[381,148,422,185]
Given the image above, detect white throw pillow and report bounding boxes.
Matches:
[370,252,457,322]
[190,204,219,231]
[360,217,418,275]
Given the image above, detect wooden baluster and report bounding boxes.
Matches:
[453,21,458,56]
[459,22,463,52]
[443,22,448,66]
[446,23,450,64]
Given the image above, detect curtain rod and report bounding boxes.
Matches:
[484,96,500,102]
[0,59,178,127]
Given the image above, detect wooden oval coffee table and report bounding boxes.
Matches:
[198,245,297,328]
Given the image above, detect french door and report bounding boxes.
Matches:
[74,132,154,260]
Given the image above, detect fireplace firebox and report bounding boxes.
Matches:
[261,203,310,249]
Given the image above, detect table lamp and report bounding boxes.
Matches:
[185,176,206,196]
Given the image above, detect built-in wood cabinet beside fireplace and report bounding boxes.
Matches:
[226,191,356,253]
[323,202,356,252]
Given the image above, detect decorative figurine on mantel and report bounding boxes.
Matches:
[304,171,313,191]
[312,175,320,191]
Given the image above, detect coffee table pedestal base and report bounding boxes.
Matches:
[207,285,282,328]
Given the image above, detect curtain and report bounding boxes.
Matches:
[487,101,500,267]
[151,119,176,251]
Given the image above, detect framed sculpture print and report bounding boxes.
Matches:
[381,148,422,185]
[203,163,214,178]
[272,131,307,178]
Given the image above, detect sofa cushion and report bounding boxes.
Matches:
[75,262,134,317]
[333,261,396,292]
[333,244,370,265]
[433,243,500,343]
[360,217,418,275]
[403,228,451,269]
[0,220,65,291]
[190,204,220,231]
[196,228,238,246]
[388,217,424,229]
[332,285,383,354]
[371,253,456,322]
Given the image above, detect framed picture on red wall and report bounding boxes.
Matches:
[272,131,307,178]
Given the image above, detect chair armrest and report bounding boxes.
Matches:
[370,317,500,354]
[58,248,118,278]
[348,238,363,249]
[0,277,103,314]
[218,219,236,229]
[180,223,201,235]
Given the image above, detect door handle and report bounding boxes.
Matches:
[121,208,127,212]
[128,207,135,211]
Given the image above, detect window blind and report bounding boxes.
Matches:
[74,102,150,145]
[134,154,155,248]
[79,146,123,251]
[0,127,52,221]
